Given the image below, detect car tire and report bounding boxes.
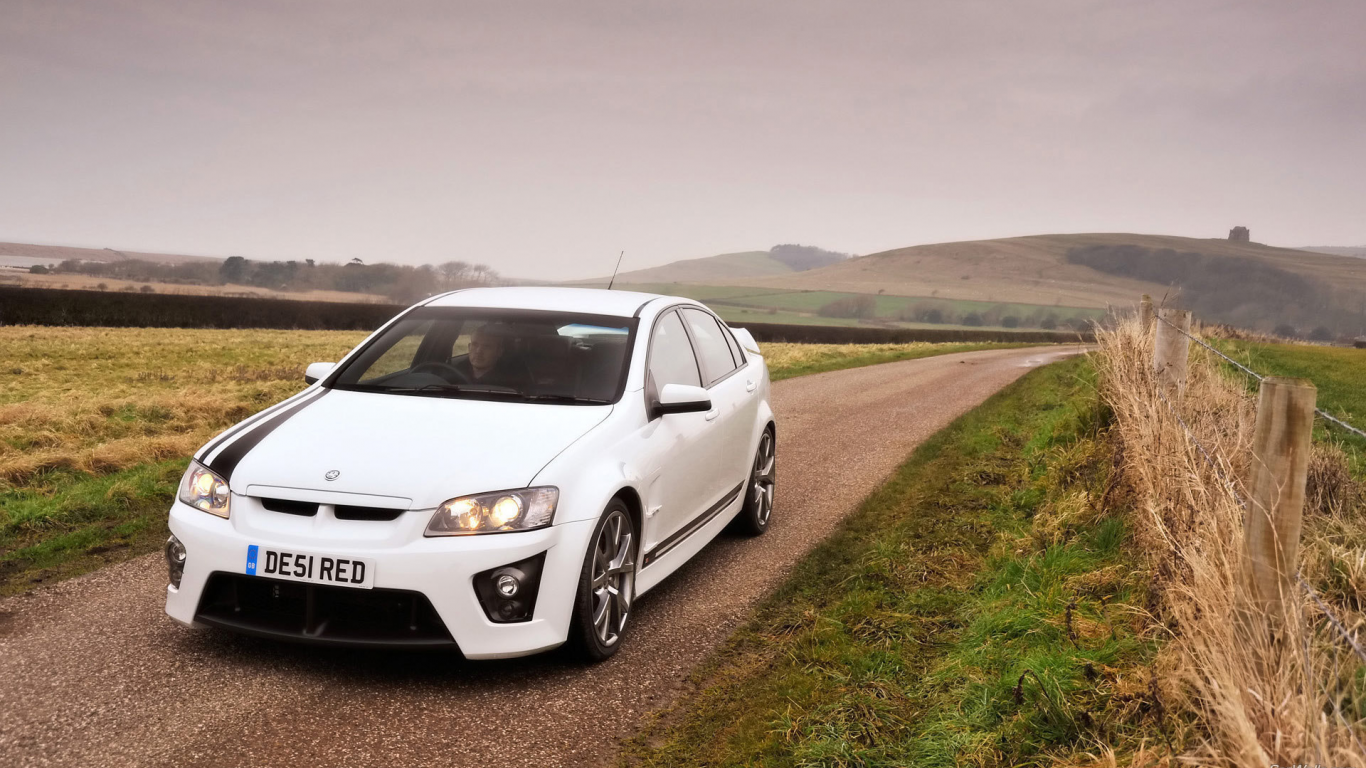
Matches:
[732,427,776,536]
[568,499,637,662]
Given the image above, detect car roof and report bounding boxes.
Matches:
[422,286,678,317]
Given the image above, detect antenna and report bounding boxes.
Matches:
[607,250,625,290]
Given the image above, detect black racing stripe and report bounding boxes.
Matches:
[642,481,745,568]
[632,297,658,318]
[208,390,329,482]
[197,389,322,462]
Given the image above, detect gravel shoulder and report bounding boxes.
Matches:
[0,345,1085,768]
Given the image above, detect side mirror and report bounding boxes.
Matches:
[304,362,335,385]
[652,383,712,418]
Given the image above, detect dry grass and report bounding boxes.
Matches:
[0,326,365,488]
[1096,317,1366,766]
[0,330,1010,489]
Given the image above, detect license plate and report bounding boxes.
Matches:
[244,544,375,589]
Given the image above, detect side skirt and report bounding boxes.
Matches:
[641,481,745,569]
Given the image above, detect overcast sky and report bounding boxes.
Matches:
[2,1,1363,279]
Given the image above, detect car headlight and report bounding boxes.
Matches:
[425,487,558,536]
[178,461,231,518]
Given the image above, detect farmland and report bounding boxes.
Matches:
[1215,340,1366,450]
[613,282,1103,331]
[0,326,1027,594]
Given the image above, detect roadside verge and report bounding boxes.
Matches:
[620,355,1161,766]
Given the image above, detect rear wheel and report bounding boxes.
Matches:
[568,500,636,662]
[732,428,775,536]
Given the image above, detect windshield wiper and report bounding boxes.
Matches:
[376,383,467,394]
[519,394,612,405]
[366,384,608,404]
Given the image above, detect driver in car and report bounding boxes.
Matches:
[452,324,530,390]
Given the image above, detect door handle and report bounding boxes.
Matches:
[745,380,756,392]
[705,408,719,421]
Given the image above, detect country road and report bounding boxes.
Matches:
[0,345,1085,768]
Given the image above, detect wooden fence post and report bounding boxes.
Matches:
[1152,308,1191,394]
[1242,377,1317,619]
[1139,294,1154,330]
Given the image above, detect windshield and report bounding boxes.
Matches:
[329,308,637,404]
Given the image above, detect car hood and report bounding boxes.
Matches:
[227,389,613,510]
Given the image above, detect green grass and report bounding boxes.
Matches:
[712,305,870,327]
[709,290,1102,321]
[1215,340,1366,465]
[621,356,1157,767]
[0,459,188,595]
[612,282,1103,331]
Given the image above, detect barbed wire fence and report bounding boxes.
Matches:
[1147,309,1366,758]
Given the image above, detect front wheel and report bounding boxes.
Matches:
[732,428,775,536]
[568,500,636,662]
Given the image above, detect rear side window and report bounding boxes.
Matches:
[721,322,745,367]
[648,310,702,390]
[680,308,738,385]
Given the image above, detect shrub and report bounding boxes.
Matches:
[0,286,402,330]
[817,294,877,319]
[29,265,49,275]
[960,312,984,327]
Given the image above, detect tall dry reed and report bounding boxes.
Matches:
[1096,317,1366,766]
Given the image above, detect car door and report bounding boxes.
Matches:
[678,308,753,497]
[639,309,718,556]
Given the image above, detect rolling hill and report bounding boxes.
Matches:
[0,242,220,269]
[1302,246,1366,259]
[577,244,848,285]
[717,234,1366,310]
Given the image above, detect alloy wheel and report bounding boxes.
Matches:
[590,509,634,647]
[751,431,776,527]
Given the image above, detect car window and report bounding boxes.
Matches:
[359,320,433,383]
[720,320,745,368]
[680,308,737,385]
[330,309,635,404]
[648,310,702,390]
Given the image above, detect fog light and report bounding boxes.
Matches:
[473,553,546,624]
[165,534,186,588]
[495,572,520,597]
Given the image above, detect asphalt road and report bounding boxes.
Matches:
[0,345,1085,768]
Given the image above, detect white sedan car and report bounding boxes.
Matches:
[164,287,775,660]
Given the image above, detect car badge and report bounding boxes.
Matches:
[325,470,340,481]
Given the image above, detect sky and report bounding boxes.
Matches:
[2,0,1363,280]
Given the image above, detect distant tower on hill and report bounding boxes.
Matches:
[1229,226,1250,243]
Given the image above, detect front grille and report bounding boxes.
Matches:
[259,498,318,516]
[255,498,405,521]
[195,572,458,650]
[335,505,405,521]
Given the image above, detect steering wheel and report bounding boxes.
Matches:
[411,361,470,383]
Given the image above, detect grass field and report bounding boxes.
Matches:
[614,282,1101,331]
[0,327,1032,595]
[622,355,1159,766]
[0,327,365,593]
[1214,340,1366,468]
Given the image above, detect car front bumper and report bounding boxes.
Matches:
[164,499,595,659]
